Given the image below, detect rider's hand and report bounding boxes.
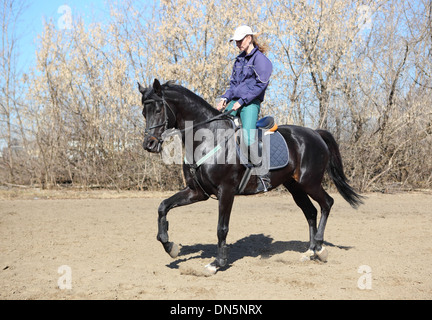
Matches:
[217,99,227,111]
[232,101,242,111]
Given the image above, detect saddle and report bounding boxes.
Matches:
[235,115,289,194]
[236,116,289,171]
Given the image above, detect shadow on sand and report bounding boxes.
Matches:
[166,233,353,271]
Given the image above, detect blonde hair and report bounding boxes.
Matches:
[251,34,269,54]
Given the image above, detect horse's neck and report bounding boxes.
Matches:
[175,100,221,131]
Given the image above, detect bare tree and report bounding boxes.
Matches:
[0,0,29,184]
[0,0,431,192]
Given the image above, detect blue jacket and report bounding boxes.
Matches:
[222,46,272,106]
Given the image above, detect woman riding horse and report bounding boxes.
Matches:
[139,78,363,274]
[217,25,273,191]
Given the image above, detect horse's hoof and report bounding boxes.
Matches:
[204,263,218,275]
[300,249,316,262]
[316,247,328,262]
[169,243,180,258]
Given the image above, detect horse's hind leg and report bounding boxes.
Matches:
[284,181,319,260]
[157,186,208,258]
[305,186,334,262]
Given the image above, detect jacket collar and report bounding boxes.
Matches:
[237,46,259,59]
[246,46,259,57]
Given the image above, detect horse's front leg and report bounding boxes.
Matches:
[157,186,208,258]
[205,187,235,274]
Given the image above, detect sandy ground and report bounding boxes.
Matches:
[0,189,431,300]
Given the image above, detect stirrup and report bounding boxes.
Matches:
[257,174,271,193]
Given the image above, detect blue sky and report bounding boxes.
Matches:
[18,0,108,69]
[1,1,110,150]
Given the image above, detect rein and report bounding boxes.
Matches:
[144,95,235,143]
[179,108,236,134]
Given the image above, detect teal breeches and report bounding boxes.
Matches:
[226,99,260,146]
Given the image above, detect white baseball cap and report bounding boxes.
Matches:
[229,25,257,42]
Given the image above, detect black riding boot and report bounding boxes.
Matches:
[247,144,272,193]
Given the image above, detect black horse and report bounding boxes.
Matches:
[138,79,363,273]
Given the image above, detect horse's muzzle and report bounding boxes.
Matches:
[143,135,162,153]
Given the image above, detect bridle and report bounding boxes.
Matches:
[143,94,177,144]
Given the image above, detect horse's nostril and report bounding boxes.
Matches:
[149,139,157,150]
[143,136,160,152]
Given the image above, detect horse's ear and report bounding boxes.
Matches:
[153,79,162,96]
[138,82,146,95]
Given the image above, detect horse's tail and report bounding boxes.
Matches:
[316,129,364,209]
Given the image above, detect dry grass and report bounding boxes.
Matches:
[0,188,173,201]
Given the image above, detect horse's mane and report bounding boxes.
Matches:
[163,81,220,116]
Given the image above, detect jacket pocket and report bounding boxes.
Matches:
[243,65,256,89]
